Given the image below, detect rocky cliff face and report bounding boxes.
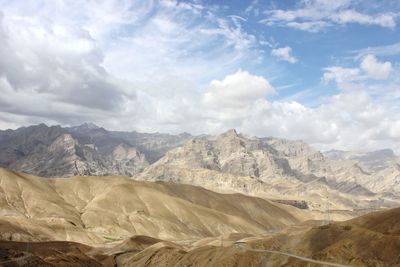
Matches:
[140,129,400,211]
[153,129,400,194]
[156,129,293,179]
[0,123,190,177]
[154,129,336,186]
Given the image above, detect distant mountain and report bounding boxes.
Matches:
[140,129,400,211]
[0,123,191,177]
[324,148,398,170]
[155,129,327,180]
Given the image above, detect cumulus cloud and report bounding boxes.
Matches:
[360,54,393,80]
[271,46,298,63]
[203,70,275,109]
[261,0,398,32]
[323,54,394,88]
[0,10,125,126]
[199,72,400,154]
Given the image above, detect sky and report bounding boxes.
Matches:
[0,0,400,153]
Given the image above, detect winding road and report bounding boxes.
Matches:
[235,243,352,267]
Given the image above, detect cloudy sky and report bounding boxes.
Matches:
[0,0,400,153]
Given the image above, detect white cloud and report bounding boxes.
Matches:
[323,54,394,87]
[331,10,397,28]
[354,42,400,58]
[360,54,393,80]
[271,46,298,63]
[286,21,331,32]
[261,0,398,32]
[203,70,275,109]
[0,0,400,154]
[323,67,362,84]
[0,10,124,124]
[0,0,262,127]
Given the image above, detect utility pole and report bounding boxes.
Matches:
[324,195,330,225]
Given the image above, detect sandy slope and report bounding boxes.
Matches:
[0,168,310,245]
[1,168,399,266]
[120,208,400,267]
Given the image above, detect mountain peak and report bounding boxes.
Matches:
[221,128,238,137]
[78,122,100,130]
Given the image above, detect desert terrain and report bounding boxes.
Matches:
[0,168,399,266]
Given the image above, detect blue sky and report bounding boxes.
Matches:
[198,0,400,104]
[0,0,399,153]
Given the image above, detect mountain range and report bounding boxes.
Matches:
[1,123,399,212]
[1,123,400,266]
[0,123,190,177]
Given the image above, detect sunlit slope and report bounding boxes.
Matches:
[237,207,400,267]
[0,168,307,244]
[121,208,400,267]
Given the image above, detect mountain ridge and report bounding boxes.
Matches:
[1,124,400,212]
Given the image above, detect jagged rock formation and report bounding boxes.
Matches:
[67,123,192,163]
[324,149,400,194]
[141,129,400,210]
[156,130,310,181]
[155,129,329,180]
[0,123,191,177]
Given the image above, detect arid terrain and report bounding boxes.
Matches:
[0,125,400,266]
[2,0,400,265]
[0,168,399,266]
[1,124,399,212]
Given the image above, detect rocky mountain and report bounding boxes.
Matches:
[324,149,400,194]
[0,123,191,177]
[1,125,400,266]
[141,129,400,211]
[155,129,325,180]
[67,123,192,163]
[1,123,400,212]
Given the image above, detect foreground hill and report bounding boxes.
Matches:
[1,205,399,266]
[0,168,308,244]
[118,208,400,267]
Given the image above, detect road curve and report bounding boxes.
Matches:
[236,244,352,267]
